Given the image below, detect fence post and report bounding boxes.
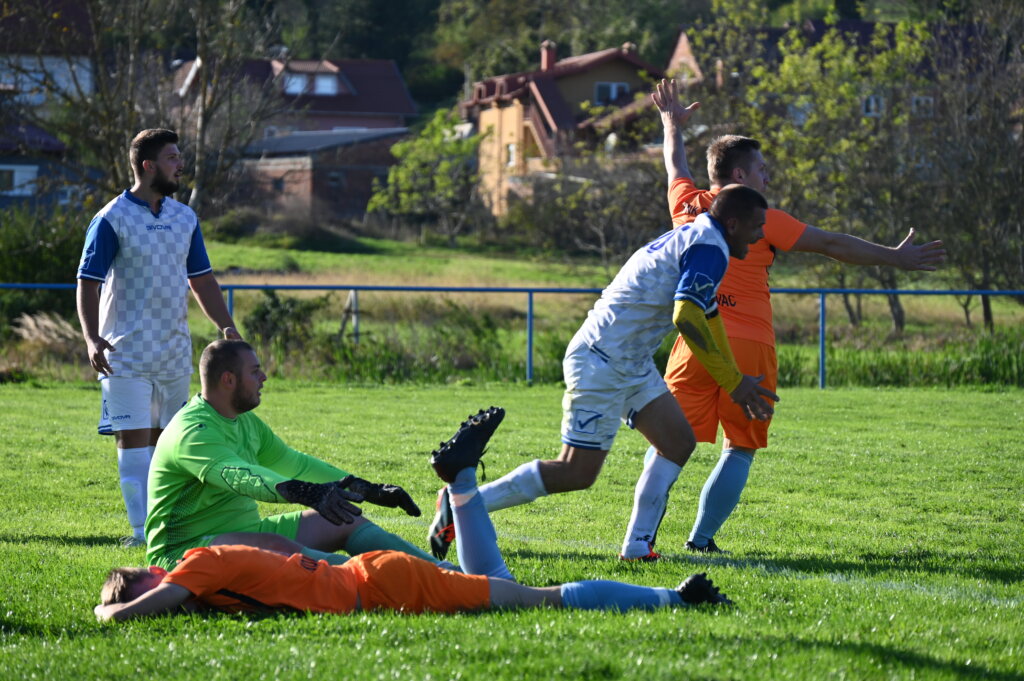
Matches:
[352,290,360,345]
[818,292,827,389]
[526,291,535,384]
[227,287,234,317]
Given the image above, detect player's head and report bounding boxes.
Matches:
[200,339,266,413]
[706,135,769,192]
[101,566,167,605]
[130,129,183,196]
[709,184,767,259]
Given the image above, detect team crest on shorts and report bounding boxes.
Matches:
[572,409,602,434]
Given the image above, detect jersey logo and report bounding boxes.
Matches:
[573,409,602,434]
[146,223,173,231]
[691,273,715,295]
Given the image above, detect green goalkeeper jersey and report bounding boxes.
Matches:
[145,394,349,566]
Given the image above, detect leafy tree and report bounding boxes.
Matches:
[368,108,487,245]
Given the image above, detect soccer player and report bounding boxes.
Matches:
[95,409,731,622]
[77,129,240,547]
[652,78,947,553]
[144,338,433,571]
[429,185,779,562]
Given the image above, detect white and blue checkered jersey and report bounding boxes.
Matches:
[77,191,213,378]
[568,213,730,368]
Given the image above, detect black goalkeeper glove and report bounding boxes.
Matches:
[276,480,363,525]
[338,475,421,517]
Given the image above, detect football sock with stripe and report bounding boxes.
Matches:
[688,448,753,547]
[479,459,547,512]
[560,580,683,611]
[620,447,681,558]
[117,446,152,540]
[450,467,514,580]
[343,522,438,564]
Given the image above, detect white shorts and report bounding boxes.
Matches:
[560,343,669,451]
[98,374,192,435]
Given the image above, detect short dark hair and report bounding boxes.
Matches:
[130,129,178,177]
[200,339,255,388]
[101,567,152,605]
[709,184,768,224]
[706,135,761,186]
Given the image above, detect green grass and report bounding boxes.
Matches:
[1,382,1022,680]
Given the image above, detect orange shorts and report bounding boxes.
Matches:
[351,551,491,614]
[664,335,777,450]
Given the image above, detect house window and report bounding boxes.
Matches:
[271,177,285,192]
[284,73,307,95]
[594,82,629,106]
[314,74,338,95]
[327,171,345,189]
[911,95,934,118]
[0,165,37,196]
[862,94,885,118]
[506,143,517,168]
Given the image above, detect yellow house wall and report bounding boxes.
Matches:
[556,62,650,115]
[477,100,525,216]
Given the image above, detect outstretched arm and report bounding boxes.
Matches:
[94,583,193,622]
[654,78,700,183]
[792,226,946,271]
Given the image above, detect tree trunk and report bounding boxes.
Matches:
[886,293,905,334]
[841,292,860,326]
[982,294,994,332]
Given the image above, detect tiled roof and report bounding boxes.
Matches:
[0,123,66,154]
[243,127,408,156]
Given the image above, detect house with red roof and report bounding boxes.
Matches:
[460,40,665,216]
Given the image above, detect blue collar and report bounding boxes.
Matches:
[703,213,727,238]
[123,189,164,217]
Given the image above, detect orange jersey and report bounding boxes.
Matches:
[668,178,807,345]
[163,545,490,615]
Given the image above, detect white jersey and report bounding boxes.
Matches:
[568,213,731,369]
[77,191,213,378]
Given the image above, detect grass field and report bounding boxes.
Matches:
[1,381,1021,680]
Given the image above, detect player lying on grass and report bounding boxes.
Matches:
[144,339,439,572]
[430,184,779,563]
[95,408,731,622]
[650,77,947,555]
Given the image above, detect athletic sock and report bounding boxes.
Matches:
[343,522,438,564]
[620,447,681,558]
[560,580,683,611]
[300,546,349,565]
[117,446,151,540]
[688,448,754,547]
[479,459,547,512]
[450,468,514,580]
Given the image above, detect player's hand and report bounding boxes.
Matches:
[276,480,363,525]
[894,229,946,271]
[339,475,421,517]
[729,374,779,421]
[221,326,242,340]
[653,78,700,126]
[85,335,115,376]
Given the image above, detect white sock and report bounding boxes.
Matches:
[620,449,682,558]
[117,446,152,540]
[479,459,548,512]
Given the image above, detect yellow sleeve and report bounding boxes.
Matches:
[673,300,743,393]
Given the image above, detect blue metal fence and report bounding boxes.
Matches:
[3,282,1021,387]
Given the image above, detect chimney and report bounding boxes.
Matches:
[540,40,557,71]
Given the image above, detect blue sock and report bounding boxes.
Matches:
[689,448,754,547]
[560,580,683,611]
[451,468,514,580]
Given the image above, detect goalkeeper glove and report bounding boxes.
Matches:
[339,475,421,517]
[276,480,363,525]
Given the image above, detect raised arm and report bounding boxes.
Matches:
[94,583,193,622]
[654,78,700,183]
[792,226,946,271]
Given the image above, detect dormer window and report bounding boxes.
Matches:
[284,73,307,95]
[314,74,338,95]
[594,82,629,106]
[862,94,885,118]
